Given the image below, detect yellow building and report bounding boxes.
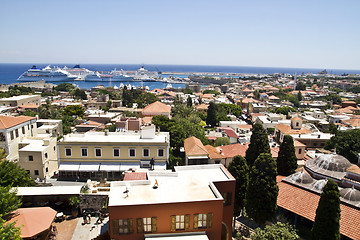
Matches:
[58,125,169,180]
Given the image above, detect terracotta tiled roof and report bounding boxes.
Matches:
[242,98,259,104]
[271,147,280,158]
[278,181,360,240]
[204,145,224,159]
[268,95,280,100]
[238,124,252,129]
[217,143,248,158]
[294,139,306,147]
[142,117,153,125]
[184,136,208,156]
[18,104,40,109]
[275,123,311,135]
[142,101,171,115]
[219,127,238,138]
[195,104,209,110]
[335,106,358,114]
[202,94,214,99]
[347,165,360,175]
[123,172,147,181]
[342,118,360,128]
[291,116,302,121]
[0,115,35,129]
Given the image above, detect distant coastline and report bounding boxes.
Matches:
[1,63,360,90]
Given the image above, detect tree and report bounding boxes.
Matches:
[325,129,360,164]
[297,91,303,101]
[0,160,35,187]
[295,81,306,90]
[311,179,341,240]
[218,103,242,118]
[245,123,270,166]
[55,83,76,92]
[277,135,298,176]
[73,88,87,100]
[186,96,193,108]
[0,186,21,216]
[0,218,21,240]
[23,109,37,117]
[328,122,338,135]
[246,153,278,225]
[227,155,249,218]
[62,105,85,118]
[214,137,231,147]
[206,102,218,127]
[251,222,299,240]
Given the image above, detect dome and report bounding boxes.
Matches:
[290,171,314,184]
[312,154,352,172]
[340,187,360,202]
[312,179,328,191]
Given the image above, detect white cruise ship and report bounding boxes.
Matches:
[63,64,94,80]
[17,65,76,82]
[130,66,158,81]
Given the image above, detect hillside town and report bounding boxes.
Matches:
[1,73,360,240]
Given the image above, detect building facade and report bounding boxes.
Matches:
[109,164,235,240]
[57,125,170,180]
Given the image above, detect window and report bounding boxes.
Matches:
[112,219,133,235]
[158,149,164,157]
[129,149,136,157]
[95,148,102,157]
[34,170,39,175]
[175,215,185,230]
[113,148,120,157]
[44,153,48,159]
[10,131,14,140]
[296,122,299,127]
[46,167,48,173]
[298,149,302,154]
[54,146,56,151]
[28,155,33,161]
[137,217,157,233]
[22,127,25,134]
[65,148,72,156]
[81,148,88,157]
[221,192,232,206]
[143,149,149,157]
[15,129,19,138]
[193,213,213,229]
[313,142,318,147]
[0,133,5,141]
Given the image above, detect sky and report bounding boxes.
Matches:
[0,0,359,69]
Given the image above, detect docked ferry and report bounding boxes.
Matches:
[17,65,76,82]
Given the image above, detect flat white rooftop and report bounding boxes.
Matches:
[19,138,48,152]
[108,164,233,206]
[60,132,169,144]
[16,186,82,196]
[0,95,38,101]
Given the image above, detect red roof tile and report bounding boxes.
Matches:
[278,181,360,240]
[123,172,147,181]
[0,115,35,129]
[217,143,248,158]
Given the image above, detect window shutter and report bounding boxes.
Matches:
[170,215,176,232]
[185,214,190,231]
[207,213,213,228]
[128,219,134,233]
[151,217,157,232]
[193,214,199,229]
[137,218,143,233]
[113,220,119,235]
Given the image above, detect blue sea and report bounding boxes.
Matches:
[1,63,360,90]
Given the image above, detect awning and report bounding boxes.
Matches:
[145,232,209,240]
[100,163,121,172]
[58,162,80,171]
[78,163,100,172]
[154,162,167,170]
[120,162,140,171]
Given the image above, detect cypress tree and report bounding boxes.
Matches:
[277,135,298,176]
[245,123,270,166]
[245,153,278,225]
[186,96,193,108]
[227,155,249,217]
[311,179,341,240]
[206,102,218,127]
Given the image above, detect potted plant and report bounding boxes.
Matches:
[69,196,80,217]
